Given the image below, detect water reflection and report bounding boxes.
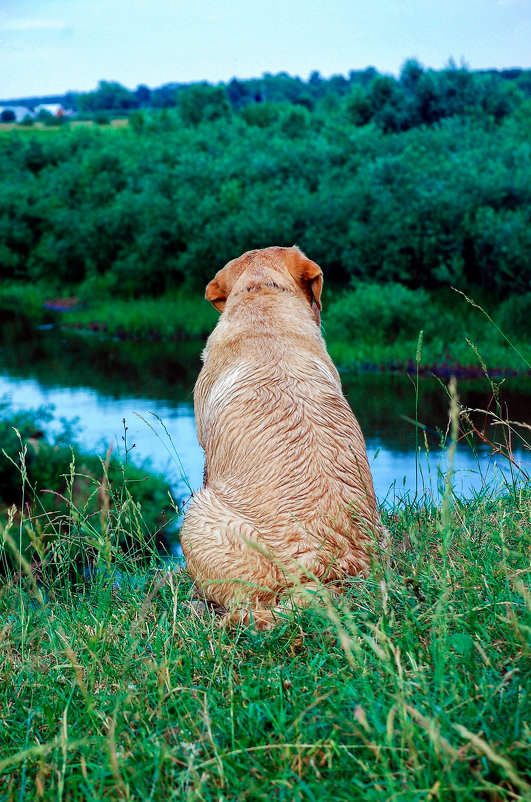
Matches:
[1,318,529,505]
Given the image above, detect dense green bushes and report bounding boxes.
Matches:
[497,292,531,340]
[322,282,531,371]
[325,284,431,343]
[1,66,530,300]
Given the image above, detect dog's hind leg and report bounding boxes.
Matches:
[180,488,285,621]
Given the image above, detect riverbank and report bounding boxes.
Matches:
[0,400,178,563]
[1,472,529,799]
[1,281,530,375]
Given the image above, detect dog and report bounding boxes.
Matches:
[181,246,385,628]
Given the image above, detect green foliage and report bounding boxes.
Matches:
[0,66,530,299]
[345,85,372,126]
[0,402,53,505]
[177,83,231,125]
[77,80,139,112]
[35,109,55,124]
[366,75,410,132]
[94,111,110,126]
[65,288,218,339]
[497,292,531,340]
[323,284,531,371]
[55,65,530,124]
[0,280,51,316]
[240,101,285,127]
[135,84,151,106]
[326,283,430,343]
[279,104,310,137]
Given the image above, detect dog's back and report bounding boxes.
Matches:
[181,247,384,626]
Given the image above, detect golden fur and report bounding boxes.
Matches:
[181,246,385,627]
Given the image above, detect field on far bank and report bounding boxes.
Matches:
[1,474,529,800]
[0,118,130,133]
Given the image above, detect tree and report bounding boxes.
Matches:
[135,84,152,107]
[151,84,180,108]
[77,81,139,112]
[227,79,249,110]
[345,86,372,126]
[178,84,231,125]
[367,75,411,132]
[400,59,424,93]
[36,109,55,123]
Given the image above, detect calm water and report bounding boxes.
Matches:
[1,316,530,507]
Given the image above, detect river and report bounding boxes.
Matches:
[1,315,530,508]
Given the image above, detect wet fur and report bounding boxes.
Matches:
[181,246,385,628]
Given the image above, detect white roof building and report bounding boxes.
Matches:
[35,103,66,117]
[0,106,34,122]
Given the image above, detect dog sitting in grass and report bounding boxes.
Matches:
[181,246,385,628]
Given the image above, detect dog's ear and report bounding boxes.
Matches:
[205,273,228,312]
[289,249,323,312]
[206,255,250,311]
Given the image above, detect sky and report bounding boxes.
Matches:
[1,0,530,99]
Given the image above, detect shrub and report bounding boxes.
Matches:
[280,105,310,137]
[324,283,430,343]
[496,292,531,339]
[240,102,284,127]
[94,112,110,126]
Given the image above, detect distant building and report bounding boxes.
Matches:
[0,105,34,123]
[34,103,67,118]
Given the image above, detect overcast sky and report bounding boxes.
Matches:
[1,0,530,99]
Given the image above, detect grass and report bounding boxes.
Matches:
[0,282,53,322]
[0,119,130,133]
[62,291,218,342]
[1,403,530,799]
[0,282,218,341]
[323,285,531,375]
[0,402,178,566]
[326,335,531,376]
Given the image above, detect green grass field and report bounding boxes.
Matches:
[1,428,530,800]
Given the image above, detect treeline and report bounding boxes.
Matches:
[1,63,530,299]
[4,61,531,130]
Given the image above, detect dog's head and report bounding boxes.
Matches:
[205,246,323,323]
